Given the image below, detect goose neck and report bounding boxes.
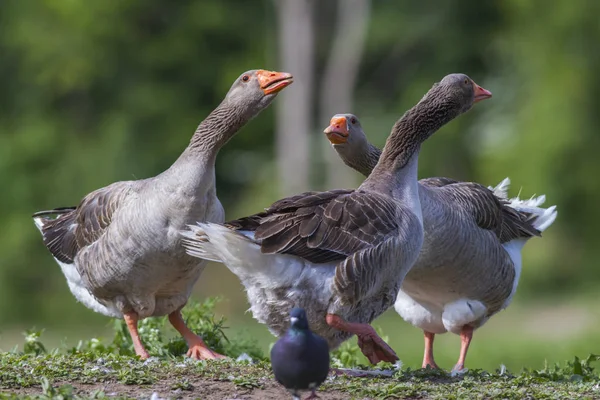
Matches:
[361,85,461,190]
[336,141,381,177]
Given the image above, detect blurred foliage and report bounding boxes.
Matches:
[0,0,598,366]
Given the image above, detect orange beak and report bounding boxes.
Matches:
[257,70,294,95]
[472,81,492,103]
[323,116,349,144]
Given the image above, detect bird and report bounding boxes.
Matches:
[181,73,492,365]
[322,112,557,372]
[271,308,330,400]
[32,69,293,360]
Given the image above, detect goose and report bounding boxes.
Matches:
[181,73,492,365]
[323,113,557,371]
[32,69,293,360]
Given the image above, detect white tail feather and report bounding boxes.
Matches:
[488,177,511,199]
[180,223,243,263]
[33,216,46,233]
[506,194,558,233]
[487,177,558,233]
[180,223,336,291]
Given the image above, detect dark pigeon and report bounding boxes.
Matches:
[271,308,330,400]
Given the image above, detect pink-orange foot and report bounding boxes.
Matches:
[305,389,320,399]
[123,312,151,360]
[422,331,439,369]
[423,360,439,369]
[325,314,398,365]
[451,325,474,372]
[186,338,227,360]
[168,309,227,360]
[356,328,398,364]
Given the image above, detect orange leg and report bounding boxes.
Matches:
[123,312,150,359]
[452,325,474,372]
[168,309,226,360]
[326,314,398,365]
[422,331,439,369]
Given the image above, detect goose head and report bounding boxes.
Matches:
[323,113,367,147]
[323,113,380,176]
[430,73,492,114]
[224,69,294,116]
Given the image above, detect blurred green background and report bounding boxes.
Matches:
[1,0,598,372]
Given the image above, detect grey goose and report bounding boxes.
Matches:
[323,112,557,371]
[33,69,293,360]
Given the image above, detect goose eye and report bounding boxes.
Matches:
[464,78,469,85]
[350,118,357,124]
[242,75,250,82]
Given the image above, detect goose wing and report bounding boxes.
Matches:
[227,189,407,303]
[33,181,137,264]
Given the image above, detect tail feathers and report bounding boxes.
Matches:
[530,204,557,232]
[487,177,558,233]
[488,177,511,199]
[507,194,557,233]
[181,223,262,264]
[181,223,329,286]
[180,224,229,263]
[32,207,76,218]
[33,217,45,232]
[32,207,76,233]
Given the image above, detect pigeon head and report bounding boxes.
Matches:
[289,308,309,331]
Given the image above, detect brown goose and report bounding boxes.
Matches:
[32,69,293,360]
[181,73,491,365]
[323,113,557,371]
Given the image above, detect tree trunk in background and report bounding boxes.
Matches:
[275,0,315,196]
[318,0,371,190]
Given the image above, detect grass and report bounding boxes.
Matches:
[1,352,600,399]
[1,298,600,399]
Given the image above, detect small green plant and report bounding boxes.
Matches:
[170,378,194,391]
[330,340,367,368]
[529,354,600,382]
[230,375,263,389]
[23,329,46,356]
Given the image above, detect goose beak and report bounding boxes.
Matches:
[323,116,349,144]
[257,70,294,95]
[472,81,492,103]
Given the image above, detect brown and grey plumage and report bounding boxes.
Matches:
[182,73,492,365]
[33,69,293,360]
[323,112,558,371]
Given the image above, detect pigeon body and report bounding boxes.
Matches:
[271,308,330,399]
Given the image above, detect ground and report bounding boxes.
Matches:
[1,353,600,399]
[2,301,600,399]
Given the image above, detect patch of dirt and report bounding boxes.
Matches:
[3,379,354,400]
